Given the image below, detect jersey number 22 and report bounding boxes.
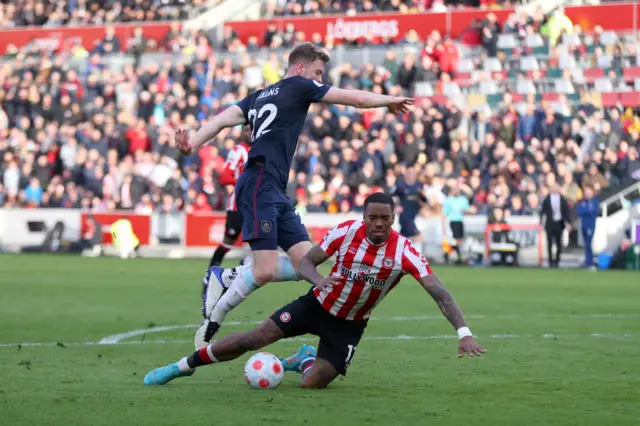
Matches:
[248,103,277,141]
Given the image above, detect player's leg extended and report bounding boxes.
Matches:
[206,194,312,323]
[145,319,284,386]
[196,252,298,348]
[197,185,312,347]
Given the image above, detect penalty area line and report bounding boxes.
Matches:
[0,333,636,349]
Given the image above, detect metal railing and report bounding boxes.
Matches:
[600,181,640,217]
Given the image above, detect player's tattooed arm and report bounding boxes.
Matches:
[419,275,467,330]
[420,274,487,358]
[298,245,339,291]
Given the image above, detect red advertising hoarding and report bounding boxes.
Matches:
[82,212,151,245]
[0,22,175,54]
[226,3,637,44]
[185,212,244,247]
[184,212,338,247]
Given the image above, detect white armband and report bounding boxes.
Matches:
[457,327,473,340]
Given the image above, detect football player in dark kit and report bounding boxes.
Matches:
[392,165,426,246]
[175,42,414,349]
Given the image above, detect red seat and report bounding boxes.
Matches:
[601,92,619,107]
[429,95,448,105]
[454,72,472,88]
[510,93,525,103]
[542,93,560,101]
[619,91,640,107]
[622,67,640,82]
[584,68,605,83]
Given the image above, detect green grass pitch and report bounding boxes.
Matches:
[0,254,639,426]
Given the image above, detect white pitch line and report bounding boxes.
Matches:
[97,313,640,344]
[0,333,636,349]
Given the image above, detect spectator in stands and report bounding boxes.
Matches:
[544,8,573,47]
[481,25,498,58]
[1,2,639,253]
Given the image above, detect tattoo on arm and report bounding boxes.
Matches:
[420,275,467,330]
[306,245,331,266]
[298,245,331,286]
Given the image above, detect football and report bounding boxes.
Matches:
[243,352,284,390]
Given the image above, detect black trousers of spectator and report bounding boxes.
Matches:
[545,221,564,267]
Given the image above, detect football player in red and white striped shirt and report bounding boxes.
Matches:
[206,141,250,271]
[145,193,485,388]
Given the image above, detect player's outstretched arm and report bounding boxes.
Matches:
[321,87,414,113]
[297,245,340,291]
[419,274,487,358]
[176,105,246,156]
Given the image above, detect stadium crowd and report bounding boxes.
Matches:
[262,0,514,17]
[1,6,640,220]
[0,0,208,28]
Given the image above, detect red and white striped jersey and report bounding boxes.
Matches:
[220,143,249,211]
[313,220,433,320]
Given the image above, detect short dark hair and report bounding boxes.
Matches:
[364,192,395,211]
[288,42,330,67]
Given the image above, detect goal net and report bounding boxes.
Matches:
[484,223,544,267]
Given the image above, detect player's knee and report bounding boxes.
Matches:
[252,265,276,285]
[222,236,237,246]
[299,382,328,389]
[299,375,330,389]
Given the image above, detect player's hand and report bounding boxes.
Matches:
[388,97,414,114]
[176,129,195,156]
[315,276,340,291]
[458,336,487,358]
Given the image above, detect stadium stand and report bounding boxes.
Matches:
[0,0,213,28]
[0,4,639,222]
[262,0,514,17]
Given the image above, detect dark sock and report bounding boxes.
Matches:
[186,346,217,369]
[209,246,231,268]
[453,246,461,260]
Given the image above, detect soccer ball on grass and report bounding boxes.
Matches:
[244,352,284,389]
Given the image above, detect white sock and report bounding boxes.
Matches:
[221,264,250,288]
[210,256,298,323]
[209,267,258,324]
[177,357,193,373]
[274,255,298,281]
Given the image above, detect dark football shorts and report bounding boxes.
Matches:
[450,220,465,240]
[224,210,243,240]
[270,290,368,375]
[399,217,419,238]
[235,165,309,252]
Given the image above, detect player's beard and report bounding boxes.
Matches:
[368,231,389,245]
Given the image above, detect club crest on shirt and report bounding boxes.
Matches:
[383,257,394,268]
[261,220,272,233]
[280,312,291,323]
[347,246,358,254]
